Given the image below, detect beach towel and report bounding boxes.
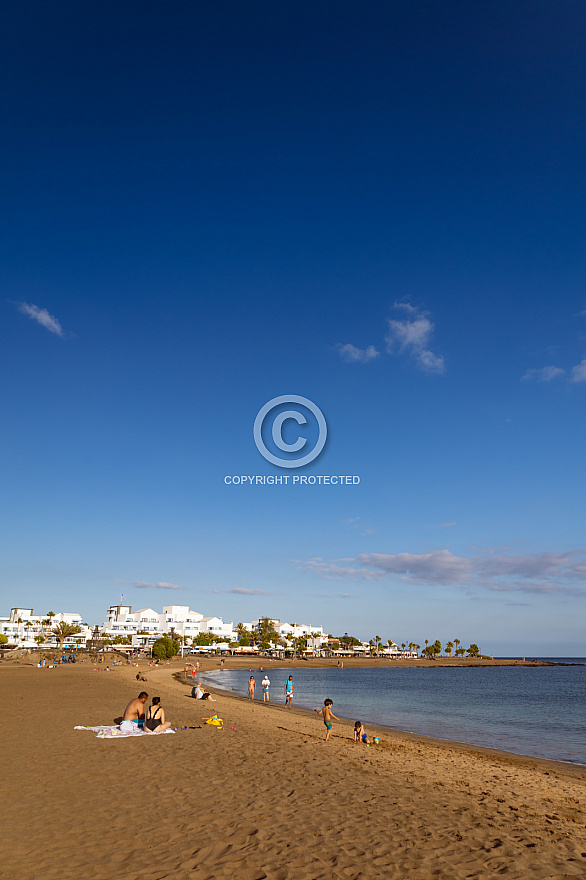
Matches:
[75,725,175,738]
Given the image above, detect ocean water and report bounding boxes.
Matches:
[203,659,586,765]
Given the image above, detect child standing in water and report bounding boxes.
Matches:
[315,698,339,741]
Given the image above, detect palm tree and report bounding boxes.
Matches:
[454,638,460,658]
[375,635,382,656]
[309,632,321,655]
[51,622,82,652]
[445,641,453,658]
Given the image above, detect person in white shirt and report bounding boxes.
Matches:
[261,675,270,702]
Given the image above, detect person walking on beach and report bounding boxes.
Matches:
[248,675,256,700]
[284,675,293,708]
[261,674,270,702]
[315,698,339,742]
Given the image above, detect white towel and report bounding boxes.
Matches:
[75,725,175,738]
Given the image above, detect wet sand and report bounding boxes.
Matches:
[2,657,585,880]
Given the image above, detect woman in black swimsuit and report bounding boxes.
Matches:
[144,697,172,732]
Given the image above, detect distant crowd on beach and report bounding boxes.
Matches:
[74,655,381,744]
[120,682,375,745]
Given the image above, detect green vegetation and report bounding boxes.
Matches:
[236,622,252,646]
[191,633,230,646]
[257,617,280,650]
[338,634,361,648]
[152,635,180,660]
[111,635,133,645]
[51,622,82,651]
[0,634,8,645]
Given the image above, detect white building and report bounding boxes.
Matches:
[102,605,236,646]
[0,607,91,648]
[242,619,325,648]
[199,616,235,639]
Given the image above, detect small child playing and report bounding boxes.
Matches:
[354,721,369,744]
[315,698,339,741]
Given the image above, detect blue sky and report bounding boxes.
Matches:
[1,1,585,653]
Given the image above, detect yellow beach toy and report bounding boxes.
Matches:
[205,715,224,729]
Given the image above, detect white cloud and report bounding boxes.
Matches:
[385,304,445,374]
[17,302,64,337]
[213,588,269,595]
[304,559,384,580]
[570,358,586,383]
[357,550,474,584]
[522,366,565,382]
[304,549,586,596]
[476,551,576,579]
[316,591,356,599]
[116,579,182,590]
[392,300,418,314]
[337,343,380,363]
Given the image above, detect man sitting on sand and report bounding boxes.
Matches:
[191,682,216,701]
[120,691,148,732]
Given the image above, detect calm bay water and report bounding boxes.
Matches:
[203,659,586,765]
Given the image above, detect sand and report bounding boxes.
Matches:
[2,656,585,880]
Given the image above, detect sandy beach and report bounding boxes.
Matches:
[2,656,585,880]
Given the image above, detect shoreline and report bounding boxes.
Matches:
[196,657,586,768]
[195,666,586,772]
[2,659,585,879]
